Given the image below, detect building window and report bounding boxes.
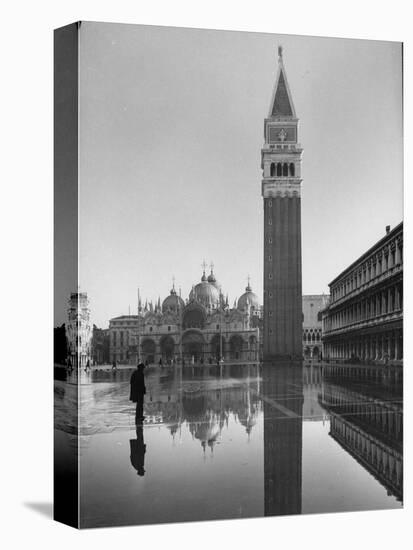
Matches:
[269,292,273,298]
[168,326,171,332]
[216,324,219,330]
[270,163,275,177]
[276,163,282,176]
[269,273,273,279]
[289,163,295,176]
[149,327,153,332]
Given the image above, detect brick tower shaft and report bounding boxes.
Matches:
[261,47,303,360]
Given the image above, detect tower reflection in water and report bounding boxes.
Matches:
[262,362,303,516]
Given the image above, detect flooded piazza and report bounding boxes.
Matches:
[54,363,403,528]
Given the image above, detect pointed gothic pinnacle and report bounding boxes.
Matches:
[278,44,283,61]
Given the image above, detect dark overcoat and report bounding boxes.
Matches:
[130,369,146,402]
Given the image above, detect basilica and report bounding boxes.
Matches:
[108,266,262,365]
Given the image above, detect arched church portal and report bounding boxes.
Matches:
[229,335,244,360]
[182,331,205,362]
[210,333,225,360]
[160,335,175,361]
[141,338,156,364]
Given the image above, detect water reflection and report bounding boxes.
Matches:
[52,362,404,527]
[320,366,403,502]
[143,364,262,452]
[130,426,146,476]
[262,362,303,516]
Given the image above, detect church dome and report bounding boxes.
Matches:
[207,268,220,289]
[162,286,185,313]
[189,272,220,308]
[237,281,260,311]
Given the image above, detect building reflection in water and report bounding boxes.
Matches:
[142,364,262,454]
[262,362,303,516]
[319,365,403,502]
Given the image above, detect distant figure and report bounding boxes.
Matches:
[130,363,146,424]
[159,358,163,367]
[86,359,90,371]
[130,425,146,476]
[112,359,117,370]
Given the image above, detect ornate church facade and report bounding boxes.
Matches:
[108,266,261,365]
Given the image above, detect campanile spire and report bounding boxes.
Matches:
[261,48,303,360]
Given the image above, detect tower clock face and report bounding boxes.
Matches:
[268,126,296,143]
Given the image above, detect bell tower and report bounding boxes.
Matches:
[262,47,303,360]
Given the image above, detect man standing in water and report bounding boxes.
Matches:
[130,363,146,424]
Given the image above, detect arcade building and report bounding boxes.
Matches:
[322,223,403,364]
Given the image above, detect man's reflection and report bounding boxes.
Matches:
[130,425,146,476]
[262,362,304,516]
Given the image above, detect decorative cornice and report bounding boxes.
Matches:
[262,180,301,198]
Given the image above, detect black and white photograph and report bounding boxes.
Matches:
[52,20,404,529]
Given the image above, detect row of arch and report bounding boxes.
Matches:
[303,331,321,343]
[270,162,295,177]
[141,332,258,362]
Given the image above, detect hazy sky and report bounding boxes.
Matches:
[75,22,402,328]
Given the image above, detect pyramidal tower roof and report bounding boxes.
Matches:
[268,46,296,118]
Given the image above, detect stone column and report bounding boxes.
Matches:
[394,330,399,361]
[395,241,400,264]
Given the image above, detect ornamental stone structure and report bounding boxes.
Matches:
[302,295,329,361]
[65,292,92,368]
[322,223,403,364]
[261,47,303,360]
[108,267,261,365]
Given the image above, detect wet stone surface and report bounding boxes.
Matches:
[54,363,403,528]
